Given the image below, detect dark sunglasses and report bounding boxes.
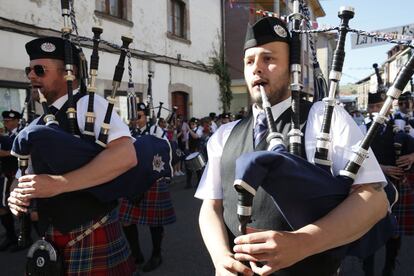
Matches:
[25,65,47,77]
[25,65,64,78]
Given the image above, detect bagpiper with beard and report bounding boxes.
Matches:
[195,17,388,276]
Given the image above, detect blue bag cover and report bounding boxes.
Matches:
[234,144,395,258]
[12,124,172,202]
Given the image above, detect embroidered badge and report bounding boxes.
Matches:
[40,42,56,53]
[153,154,165,173]
[36,256,45,267]
[274,25,287,38]
[138,103,146,111]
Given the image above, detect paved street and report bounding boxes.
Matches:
[1,175,414,275]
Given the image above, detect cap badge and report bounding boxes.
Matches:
[152,154,165,173]
[9,113,15,118]
[40,42,56,53]
[138,103,146,110]
[273,25,287,38]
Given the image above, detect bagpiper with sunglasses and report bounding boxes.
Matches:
[8,36,137,275]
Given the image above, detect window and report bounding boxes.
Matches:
[0,82,33,123]
[168,0,186,38]
[104,90,143,123]
[0,87,26,115]
[97,0,127,20]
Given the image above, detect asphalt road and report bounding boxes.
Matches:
[1,175,413,275]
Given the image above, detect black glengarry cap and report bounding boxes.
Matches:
[25,37,80,66]
[2,110,22,120]
[368,91,386,104]
[244,17,290,51]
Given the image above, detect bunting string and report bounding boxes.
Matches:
[229,0,414,48]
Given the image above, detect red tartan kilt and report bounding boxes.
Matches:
[46,209,136,275]
[118,178,176,226]
[393,172,414,236]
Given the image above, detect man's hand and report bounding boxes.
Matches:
[8,174,66,216]
[396,153,414,171]
[233,230,306,276]
[214,252,253,276]
[8,189,30,216]
[381,165,404,180]
[14,174,67,199]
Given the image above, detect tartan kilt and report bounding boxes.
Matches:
[118,177,176,226]
[45,208,136,275]
[393,172,414,236]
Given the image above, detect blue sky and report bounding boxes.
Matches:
[317,0,413,84]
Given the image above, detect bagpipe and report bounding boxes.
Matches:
[372,63,414,164]
[12,2,174,203]
[14,2,176,273]
[313,6,354,171]
[233,3,414,259]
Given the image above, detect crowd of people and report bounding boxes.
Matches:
[136,110,246,181]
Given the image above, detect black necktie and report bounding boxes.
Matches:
[48,106,59,115]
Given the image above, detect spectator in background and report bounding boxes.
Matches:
[150,117,168,140]
[0,122,5,135]
[200,117,213,160]
[177,116,189,175]
[351,110,365,126]
[185,117,203,189]
[170,117,185,177]
[180,116,190,151]
[209,112,218,133]
[221,113,231,125]
[238,107,247,119]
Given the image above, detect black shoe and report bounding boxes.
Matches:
[0,238,17,251]
[142,255,162,272]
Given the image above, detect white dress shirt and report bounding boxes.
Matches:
[195,99,386,200]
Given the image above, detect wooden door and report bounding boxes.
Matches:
[171,91,188,120]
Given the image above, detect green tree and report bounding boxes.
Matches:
[210,50,233,112]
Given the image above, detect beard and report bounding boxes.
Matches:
[251,88,263,107]
[250,82,289,108]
